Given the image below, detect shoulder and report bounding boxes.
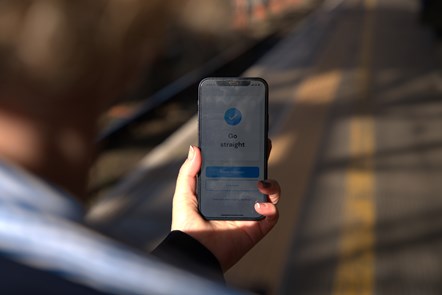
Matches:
[0,255,107,295]
[0,209,235,295]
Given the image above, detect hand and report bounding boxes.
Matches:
[171,145,281,272]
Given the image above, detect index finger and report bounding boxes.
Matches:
[257,179,281,205]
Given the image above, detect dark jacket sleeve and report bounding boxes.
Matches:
[151,230,225,283]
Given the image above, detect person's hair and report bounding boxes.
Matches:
[0,0,172,106]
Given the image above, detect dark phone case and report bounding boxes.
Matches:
[197,77,269,220]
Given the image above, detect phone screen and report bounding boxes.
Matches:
[198,77,268,220]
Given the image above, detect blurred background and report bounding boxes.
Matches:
[0,0,441,294]
[88,0,322,198]
[83,0,442,294]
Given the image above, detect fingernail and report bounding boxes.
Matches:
[187,145,195,161]
[255,202,268,209]
[259,180,272,188]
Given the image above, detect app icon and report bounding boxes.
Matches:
[224,108,242,126]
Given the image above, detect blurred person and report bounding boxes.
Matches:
[0,0,281,294]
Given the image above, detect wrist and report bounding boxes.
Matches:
[152,230,225,281]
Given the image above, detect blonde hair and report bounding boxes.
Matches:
[0,0,172,104]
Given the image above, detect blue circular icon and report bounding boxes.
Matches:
[224,108,242,126]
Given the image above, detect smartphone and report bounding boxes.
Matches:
[198,77,268,220]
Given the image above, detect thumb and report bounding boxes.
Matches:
[174,146,201,198]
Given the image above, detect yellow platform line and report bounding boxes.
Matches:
[333,0,376,294]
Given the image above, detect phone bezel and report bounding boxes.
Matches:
[197,77,269,220]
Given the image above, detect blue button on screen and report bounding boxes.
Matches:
[206,166,259,178]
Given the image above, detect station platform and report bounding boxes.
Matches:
[87,0,442,294]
